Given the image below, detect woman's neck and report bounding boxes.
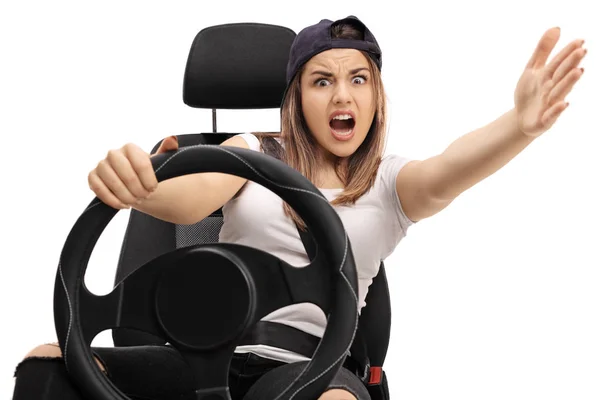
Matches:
[315,158,348,189]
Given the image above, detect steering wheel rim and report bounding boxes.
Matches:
[53,144,360,400]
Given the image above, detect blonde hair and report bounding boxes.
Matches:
[256,22,387,230]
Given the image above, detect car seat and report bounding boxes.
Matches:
[110,22,393,400]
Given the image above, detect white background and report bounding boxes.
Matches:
[1,0,598,398]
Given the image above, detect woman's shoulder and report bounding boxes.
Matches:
[233,133,262,152]
[377,153,413,183]
[374,153,417,228]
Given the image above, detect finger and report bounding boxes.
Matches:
[123,143,159,193]
[88,170,129,210]
[526,27,561,69]
[107,148,152,200]
[95,159,138,206]
[551,46,586,83]
[154,136,179,155]
[545,38,585,79]
[548,67,584,105]
[541,101,569,127]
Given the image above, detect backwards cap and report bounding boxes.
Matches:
[285,15,382,89]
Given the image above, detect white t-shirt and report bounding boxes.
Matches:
[220,133,415,363]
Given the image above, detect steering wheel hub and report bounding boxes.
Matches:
[155,247,257,350]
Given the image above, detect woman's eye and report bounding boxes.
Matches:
[315,75,367,86]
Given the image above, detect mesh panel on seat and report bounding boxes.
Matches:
[175,215,224,248]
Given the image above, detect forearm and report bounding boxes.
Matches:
[132,135,250,225]
[134,172,247,225]
[130,174,210,225]
[431,108,537,200]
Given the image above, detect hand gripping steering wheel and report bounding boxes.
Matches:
[53,145,359,400]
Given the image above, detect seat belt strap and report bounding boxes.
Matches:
[238,321,320,358]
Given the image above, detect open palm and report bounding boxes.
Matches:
[514,27,586,137]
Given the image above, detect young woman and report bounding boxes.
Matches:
[12,15,585,400]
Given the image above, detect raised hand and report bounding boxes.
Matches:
[514,27,586,137]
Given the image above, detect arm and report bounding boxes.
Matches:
[396,28,586,223]
[396,109,534,222]
[132,135,250,225]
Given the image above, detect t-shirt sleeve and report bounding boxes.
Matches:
[236,133,262,152]
[378,154,417,258]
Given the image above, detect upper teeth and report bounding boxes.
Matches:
[333,114,353,120]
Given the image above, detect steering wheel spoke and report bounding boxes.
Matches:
[177,344,238,399]
[77,283,164,346]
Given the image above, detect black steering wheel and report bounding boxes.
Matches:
[53,144,360,400]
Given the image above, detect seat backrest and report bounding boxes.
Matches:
[111,21,393,377]
[112,21,295,345]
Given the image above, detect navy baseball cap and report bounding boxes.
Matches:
[285,15,382,90]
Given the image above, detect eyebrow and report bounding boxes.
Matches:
[310,67,370,77]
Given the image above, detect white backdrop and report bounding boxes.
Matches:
[1,0,598,398]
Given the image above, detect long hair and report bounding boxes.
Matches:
[256,21,388,230]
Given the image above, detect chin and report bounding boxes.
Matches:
[324,140,362,159]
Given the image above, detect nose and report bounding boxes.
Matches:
[332,81,352,105]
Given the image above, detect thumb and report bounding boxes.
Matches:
[155,135,179,155]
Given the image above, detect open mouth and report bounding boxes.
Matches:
[329,114,356,136]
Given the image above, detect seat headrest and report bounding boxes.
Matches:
[183,22,296,110]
